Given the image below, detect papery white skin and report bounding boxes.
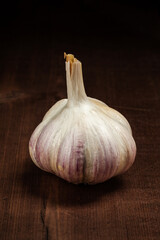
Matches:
[29,55,136,184]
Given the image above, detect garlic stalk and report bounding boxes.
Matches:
[29,53,136,184]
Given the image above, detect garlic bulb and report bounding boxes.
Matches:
[29,53,136,184]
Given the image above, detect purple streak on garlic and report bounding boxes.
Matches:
[29,53,136,184]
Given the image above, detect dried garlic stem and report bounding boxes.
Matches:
[64,52,77,75]
[64,52,87,105]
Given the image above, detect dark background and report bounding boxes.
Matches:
[0,1,160,240]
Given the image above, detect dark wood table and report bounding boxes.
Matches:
[0,3,160,240]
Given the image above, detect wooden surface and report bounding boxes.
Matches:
[0,3,160,240]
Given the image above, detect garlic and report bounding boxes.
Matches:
[29,53,136,184]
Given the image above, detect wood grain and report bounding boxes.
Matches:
[0,3,160,240]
